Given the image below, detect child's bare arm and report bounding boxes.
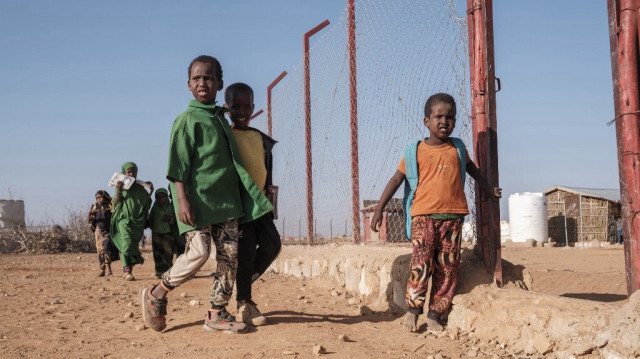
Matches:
[371,170,405,232]
[174,180,195,226]
[466,161,502,199]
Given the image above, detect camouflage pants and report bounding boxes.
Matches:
[94,227,114,268]
[162,220,239,307]
[406,215,463,315]
[152,232,176,276]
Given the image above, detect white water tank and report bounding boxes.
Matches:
[500,220,511,242]
[508,193,548,243]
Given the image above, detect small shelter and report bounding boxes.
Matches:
[361,198,405,243]
[0,199,26,229]
[543,186,621,244]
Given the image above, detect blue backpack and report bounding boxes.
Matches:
[402,137,467,240]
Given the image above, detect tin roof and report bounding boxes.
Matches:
[543,185,620,203]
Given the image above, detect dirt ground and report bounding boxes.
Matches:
[0,244,628,359]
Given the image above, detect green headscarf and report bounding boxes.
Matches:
[155,188,168,197]
[121,162,138,174]
[111,161,149,267]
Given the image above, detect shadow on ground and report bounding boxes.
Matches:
[561,293,628,302]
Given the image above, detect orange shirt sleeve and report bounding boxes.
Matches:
[397,156,406,175]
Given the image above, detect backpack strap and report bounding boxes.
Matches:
[450,137,467,186]
[402,141,420,240]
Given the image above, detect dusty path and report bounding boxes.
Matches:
[0,245,628,359]
[501,245,627,304]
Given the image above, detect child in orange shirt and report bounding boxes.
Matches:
[370,93,501,332]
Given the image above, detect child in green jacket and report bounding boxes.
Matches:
[140,55,272,334]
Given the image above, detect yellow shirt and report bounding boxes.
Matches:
[232,129,267,192]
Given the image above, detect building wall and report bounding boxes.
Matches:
[545,190,620,243]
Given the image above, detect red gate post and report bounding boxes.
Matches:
[304,19,330,245]
[348,0,361,243]
[267,71,287,138]
[467,0,502,285]
[608,0,640,295]
[250,109,264,120]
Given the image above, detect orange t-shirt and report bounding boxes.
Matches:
[397,141,470,217]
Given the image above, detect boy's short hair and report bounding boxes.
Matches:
[188,55,223,89]
[424,93,456,118]
[225,82,254,104]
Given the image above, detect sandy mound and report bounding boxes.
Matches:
[449,249,638,358]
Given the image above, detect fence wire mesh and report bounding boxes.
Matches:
[264,0,476,244]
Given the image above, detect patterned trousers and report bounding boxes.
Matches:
[162,219,239,307]
[152,232,176,276]
[406,215,463,315]
[94,227,114,269]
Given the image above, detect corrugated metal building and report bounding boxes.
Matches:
[543,186,621,244]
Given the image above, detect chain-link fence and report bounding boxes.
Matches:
[263,0,476,244]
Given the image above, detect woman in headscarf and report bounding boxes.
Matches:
[111,162,153,281]
[89,190,118,276]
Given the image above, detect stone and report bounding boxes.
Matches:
[180,292,187,297]
[347,298,358,306]
[466,349,478,357]
[533,334,553,354]
[297,295,305,300]
[282,350,296,355]
[189,299,200,306]
[135,324,146,331]
[570,342,594,356]
[449,330,459,341]
[330,290,341,297]
[338,334,350,342]
[312,344,326,356]
[359,305,373,315]
[124,312,134,319]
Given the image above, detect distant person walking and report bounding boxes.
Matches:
[89,190,118,277]
[147,188,183,278]
[111,162,153,281]
[617,217,623,244]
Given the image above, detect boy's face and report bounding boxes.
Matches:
[227,92,254,130]
[424,101,456,141]
[188,62,220,104]
[125,167,137,179]
[155,192,168,205]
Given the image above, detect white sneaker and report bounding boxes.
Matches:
[237,300,267,326]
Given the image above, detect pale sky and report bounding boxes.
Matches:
[0,1,617,227]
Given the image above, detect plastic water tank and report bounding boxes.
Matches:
[508,193,548,243]
[500,220,511,242]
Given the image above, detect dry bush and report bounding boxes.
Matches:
[0,206,94,254]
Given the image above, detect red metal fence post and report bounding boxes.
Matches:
[250,109,264,120]
[608,0,640,295]
[304,19,330,245]
[267,71,287,138]
[348,0,361,243]
[467,0,502,285]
